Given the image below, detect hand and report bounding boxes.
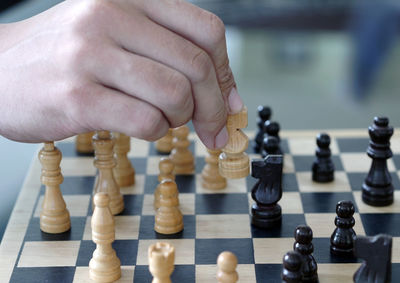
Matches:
[0,0,243,149]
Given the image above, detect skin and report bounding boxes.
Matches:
[0,0,243,149]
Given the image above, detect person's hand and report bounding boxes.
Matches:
[0,0,243,149]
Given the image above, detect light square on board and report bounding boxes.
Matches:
[195,174,247,194]
[34,195,90,217]
[61,157,96,176]
[283,154,295,174]
[305,213,365,238]
[196,264,256,283]
[296,171,351,192]
[145,156,165,175]
[83,215,140,240]
[247,192,303,214]
[394,237,400,263]
[119,174,145,195]
[18,241,80,267]
[196,214,251,239]
[141,193,195,215]
[253,238,293,264]
[288,137,339,155]
[194,140,207,157]
[340,153,396,172]
[128,138,150,158]
[318,263,361,283]
[392,138,400,154]
[136,239,194,265]
[73,266,135,283]
[354,191,400,213]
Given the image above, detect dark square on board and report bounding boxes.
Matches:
[10,267,75,283]
[195,194,249,214]
[301,192,356,213]
[138,215,195,240]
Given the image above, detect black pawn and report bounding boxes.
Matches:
[282,251,303,283]
[362,117,394,206]
[294,225,318,283]
[262,136,282,158]
[254,105,272,153]
[264,120,281,143]
[330,200,356,256]
[312,133,334,182]
[251,155,283,228]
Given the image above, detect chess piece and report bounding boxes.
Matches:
[156,129,173,154]
[312,133,334,182]
[202,148,227,190]
[251,155,283,228]
[293,225,318,283]
[330,200,356,256]
[154,180,183,234]
[282,251,303,283]
[154,158,176,209]
[148,242,175,283]
[217,251,238,283]
[89,193,121,282]
[264,120,281,142]
[169,126,194,174]
[113,132,135,187]
[219,107,250,179]
[261,136,282,158]
[254,105,272,153]
[93,131,124,215]
[158,157,175,182]
[75,132,94,155]
[39,142,71,234]
[353,234,392,283]
[362,117,394,206]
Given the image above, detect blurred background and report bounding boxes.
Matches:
[1,0,400,241]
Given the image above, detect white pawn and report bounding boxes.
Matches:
[156,129,173,154]
[169,126,194,174]
[148,242,175,283]
[113,132,135,187]
[217,251,239,283]
[202,148,227,190]
[154,180,183,234]
[89,193,121,282]
[154,158,176,210]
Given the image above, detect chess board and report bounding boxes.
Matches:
[1,129,400,283]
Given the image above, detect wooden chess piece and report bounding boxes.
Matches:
[202,148,227,190]
[39,142,71,234]
[113,132,135,187]
[169,126,194,174]
[362,117,394,206]
[353,234,392,283]
[148,242,175,283]
[217,251,238,283]
[294,225,318,283]
[282,251,303,283]
[89,193,121,282]
[154,158,175,210]
[330,200,356,256]
[219,107,250,179]
[156,129,173,154]
[154,180,183,234]
[312,133,334,183]
[93,131,124,215]
[75,132,94,155]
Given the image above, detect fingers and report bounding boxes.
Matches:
[99,3,227,148]
[64,83,170,141]
[138,0,244,113]
[91,45,194,128]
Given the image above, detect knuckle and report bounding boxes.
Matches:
[165,72,192,110]
[190,49,214,83]
[137,109,165,140]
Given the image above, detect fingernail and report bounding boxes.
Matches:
[215,126,228,149]
[228,87,244,113]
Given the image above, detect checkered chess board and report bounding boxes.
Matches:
[1,130,400,282]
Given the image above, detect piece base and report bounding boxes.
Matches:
[362,183,394,207]
[251,204,282,229]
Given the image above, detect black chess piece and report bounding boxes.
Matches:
[362,117,394,206]
[330,200,356,256]
[254,105,272,153]
[312,133,334,182]
[294,225,318,283]
[264,120,281,143]
[282,250,303,283]
[353,234,392,283]
[251,155,283,228]
[261,136,282,158]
